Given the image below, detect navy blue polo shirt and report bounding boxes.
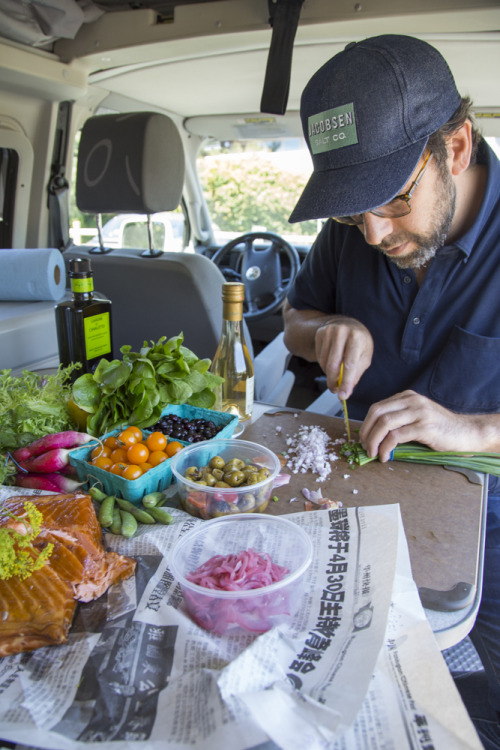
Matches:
[288,141,500,425]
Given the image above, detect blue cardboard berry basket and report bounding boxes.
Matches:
[69,404,238,503]
[156,403,238,441]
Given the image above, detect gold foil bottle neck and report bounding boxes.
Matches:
[221,282,245,321]
[221,282,245,303]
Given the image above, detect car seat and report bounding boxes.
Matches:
[64,111,294,406]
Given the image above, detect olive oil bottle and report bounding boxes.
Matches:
[211,282,254,421]
[55,258,113,380]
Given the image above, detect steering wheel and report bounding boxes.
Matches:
[211,232,300,320]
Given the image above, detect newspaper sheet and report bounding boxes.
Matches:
[0,486,483,750]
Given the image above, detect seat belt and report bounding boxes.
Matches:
[48,100,72,251]
[260,0,305,115]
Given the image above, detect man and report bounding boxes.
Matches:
[283,35,500,749]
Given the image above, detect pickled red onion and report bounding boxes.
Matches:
[187,548,289,591]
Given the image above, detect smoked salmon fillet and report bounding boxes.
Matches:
[0,492,136,657]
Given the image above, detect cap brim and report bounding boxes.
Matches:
[289,139,428,223]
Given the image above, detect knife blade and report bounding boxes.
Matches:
[337,363,351,442]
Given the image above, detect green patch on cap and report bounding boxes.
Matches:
[308,103,358,155]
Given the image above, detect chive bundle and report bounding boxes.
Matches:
[341,441,500,477]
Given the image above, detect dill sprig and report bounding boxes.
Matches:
[341,441,500,477]
[0,501,54,580]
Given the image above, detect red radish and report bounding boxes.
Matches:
[10,446,32,462]
[16,448,73,474]
[11,431,95,462]
[14,474,60,492]
[14,472,83,492]
[59,464,79,478]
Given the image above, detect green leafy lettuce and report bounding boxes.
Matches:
[0,365,77,461]
[71,334,224,436]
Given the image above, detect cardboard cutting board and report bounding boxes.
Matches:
[240,411,484,610]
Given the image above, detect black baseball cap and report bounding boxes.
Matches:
[289,35,461,223]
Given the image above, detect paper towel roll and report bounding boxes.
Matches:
[0,248,66,301]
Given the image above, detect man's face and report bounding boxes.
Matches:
[359,157,456,270]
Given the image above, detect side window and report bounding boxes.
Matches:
[486,136,500,159]
[122,220,166,249]
[0,148,19,248]
[0,122,32,249]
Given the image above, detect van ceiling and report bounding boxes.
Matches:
[0,0,499,135]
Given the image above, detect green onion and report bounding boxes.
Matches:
[341,441,500,477]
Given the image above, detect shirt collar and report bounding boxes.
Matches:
[452,139,500,259]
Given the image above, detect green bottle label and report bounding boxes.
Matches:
[71,277,94,293]
[84,312,111,359]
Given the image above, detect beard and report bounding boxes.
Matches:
[371,165,456,270]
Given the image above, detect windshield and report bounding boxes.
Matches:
[198,136,500,249]
[197,137,322,247]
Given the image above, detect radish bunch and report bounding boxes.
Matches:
[10,431,96,492]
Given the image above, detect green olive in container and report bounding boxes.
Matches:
[170,439,281,519]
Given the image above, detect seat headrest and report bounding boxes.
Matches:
[76,112,185,214]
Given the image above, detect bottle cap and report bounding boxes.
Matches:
[221,282,245,303]
[69,258,92,277]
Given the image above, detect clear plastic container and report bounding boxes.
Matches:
[170,438,281,519]
[169,514,313,634]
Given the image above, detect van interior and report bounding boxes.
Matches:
[0,4,499,743]
[0,0,499,410]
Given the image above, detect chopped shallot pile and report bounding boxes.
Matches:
[187,548,289,591]
[284,425,340,482]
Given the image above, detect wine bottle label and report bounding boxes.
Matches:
[71,277,94,294]
[83,312,112,359]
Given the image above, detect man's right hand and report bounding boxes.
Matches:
[283,301,374,400]
[315,317,373,399]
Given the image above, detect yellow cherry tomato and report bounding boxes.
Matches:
[127,442,150,465]
[122,464,143,481]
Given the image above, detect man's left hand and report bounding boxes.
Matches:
[359,390,486,461]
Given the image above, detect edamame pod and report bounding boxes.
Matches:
[132,508,156,524]
[90,486,108,503]
[98,495,115,527]
[110,506,122,535]
[115,497,155,524]
[120,510,138,538]
[142,491,165,508]
[148,507,173,524]
[114,497,138,513]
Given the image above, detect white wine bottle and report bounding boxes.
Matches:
[211,282,254,421]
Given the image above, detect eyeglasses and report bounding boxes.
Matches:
[332,151,433,226]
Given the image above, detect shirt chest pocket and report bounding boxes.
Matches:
[429,326,500,412]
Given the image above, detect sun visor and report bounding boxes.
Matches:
[184,112,302,141]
